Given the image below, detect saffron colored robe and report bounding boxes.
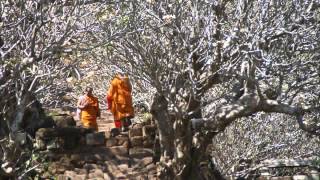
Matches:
[80,95,99,131]
[106,75,134,128]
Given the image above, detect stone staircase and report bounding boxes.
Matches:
[38,110,157,180]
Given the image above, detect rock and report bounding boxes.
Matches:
[132,123,143,129]
[57,166,68,174]
[270,177,292,180]
[58,173,87,180]
[45,108,72,116]
[74,168,88,175]
[22,99,55,137]
[93,154,106,161]
[85,132,105,146]
[106,146,129,157]
[110,128,120,137]
[292,175,309,180]
[143,136,154,148]
[113,155,130,165]
[88,169,104,179]
[257,177,271,180]
[129,148,153,159]
[52,115,76,128]
[131,157,153,169]
[63,135,79,149]
[122,139,130,148]
[36,127,92,139]
[35,138,46,150]
[142,125,156,137]
[129,127,143,138]
[74,175,87,180]
[64,170,77,177]
[116,136,129,146]
[106,137,118,147]
[130,136,143,147]
[56,175,67,180]
[310,170,320,180]
[46,152,62,161]
[146,163,156,170]
[35,127,90,150]
[70,154,82,164]
[84,163,100,171]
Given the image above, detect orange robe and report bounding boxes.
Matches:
[106,75,134,128]
[80,95,99,131]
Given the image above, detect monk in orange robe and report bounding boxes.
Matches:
[77,87,100,131]
[106,73,134,131]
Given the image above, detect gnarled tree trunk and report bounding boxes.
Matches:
[151,94,225,179]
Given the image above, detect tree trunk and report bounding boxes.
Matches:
[152,94,226,179]
[151,93,175,159]
[11,92,32,133]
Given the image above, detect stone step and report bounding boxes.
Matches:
[98,124,114,127]
[57,146,129,157]
[97,120,114,123]
[129,147,154,159]
[106,135,129,148]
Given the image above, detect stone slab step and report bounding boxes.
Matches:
[97,120,114,124]
[129,148,154,159]
[55,146,129,156]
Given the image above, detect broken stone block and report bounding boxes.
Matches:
[35,138,46,150]
[86,132,105,146]
[35,127,86,150]
[106,146,129,157]
[47,138,62,150]
[270,177,292,180]
[130,136,143,147]
[131,156,153,168]
[106,137,118,147]
[36,127,93,139]
[129,147,153,159]
[129,127,143,138]
[143,136,154,148]
[142,125,156,137]
[116,136,129,146]
[52,115,76,128]
[292,175,309,180]
[88,169,104,179]
[110,128,120,137]
[310,170,320,180]
[70,154,82,164]
[132,123,143,129]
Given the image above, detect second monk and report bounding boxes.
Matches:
[106,73,134,131]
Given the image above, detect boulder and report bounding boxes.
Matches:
[143,136,154,148]
[35,127,93,150]
[129,147,153,159]
[129,127,142,138]
[130,136,143,147]
[106,137,118,147]
[110,128,120,137]
[51,115,76,128]
[86,132,106,146]
[116,136,129,147]
[142,125,156,137]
